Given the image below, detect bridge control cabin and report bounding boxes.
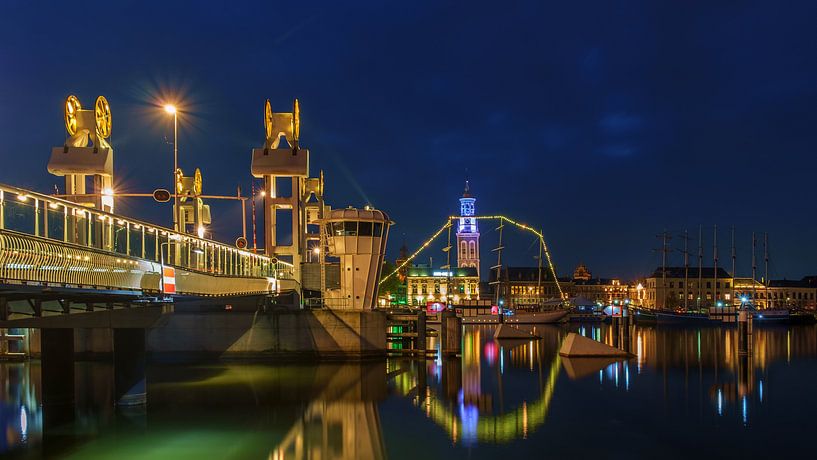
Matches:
[0,183,295,301]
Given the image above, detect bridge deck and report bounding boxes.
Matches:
[0,183,296,303]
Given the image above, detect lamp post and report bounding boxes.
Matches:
[164,104,178,231]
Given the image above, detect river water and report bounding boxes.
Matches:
[1,323,815,459]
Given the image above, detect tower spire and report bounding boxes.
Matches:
[456,180,480,274]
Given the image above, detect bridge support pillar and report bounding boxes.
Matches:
[113,328,146,406]
[440,310,462,356]
[41,328,75,432]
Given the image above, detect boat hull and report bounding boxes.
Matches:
[461,310,568,325]
[655,312,720,326]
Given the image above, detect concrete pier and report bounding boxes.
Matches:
[439,310,462,356]
[41,328,75,407]
[113,328,146,406]
[146,307,387,360]
[41,328,75,437]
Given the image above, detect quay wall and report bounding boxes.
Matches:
[24,303,387,361]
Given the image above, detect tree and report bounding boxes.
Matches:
[379,260,404,299]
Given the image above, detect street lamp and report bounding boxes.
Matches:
[163,104,178,231]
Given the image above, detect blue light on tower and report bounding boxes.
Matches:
[456,180,480,273]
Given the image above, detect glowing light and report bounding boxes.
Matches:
[102,187,114,196]
[197,226,205,238]
[312,247,320,255]
[163,104,177,114]
[17,194,28,202]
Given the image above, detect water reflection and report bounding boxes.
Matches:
[0,363,41,454]
[0,324,816,457]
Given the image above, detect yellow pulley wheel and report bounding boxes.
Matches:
[193,168,202,196]
[175,168,184,194]
[94,95,112,138]
[292,98,300,141]
[264,99,273,140]
[65,95,81,136]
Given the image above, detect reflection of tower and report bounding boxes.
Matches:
[456,181,480,273]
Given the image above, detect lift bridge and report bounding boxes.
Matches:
[0,182,296,324]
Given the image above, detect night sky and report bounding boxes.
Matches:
[2,1,817,281]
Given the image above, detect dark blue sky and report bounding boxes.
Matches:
[2,1,817,280]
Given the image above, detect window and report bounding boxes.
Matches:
[373,222,383,237]
[343,221,357,236]
[469,241,476,259]
[679,282,684,288]
[460,241,467,257]
[358,221,373,236]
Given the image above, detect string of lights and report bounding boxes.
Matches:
[380,215,564,299]
[379,219,452,285]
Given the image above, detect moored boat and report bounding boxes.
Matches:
[655,311,720,326]
[461,309,568,325]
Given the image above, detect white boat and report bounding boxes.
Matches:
[461,309,568,325]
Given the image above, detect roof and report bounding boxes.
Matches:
[649,267,731,279]
[407,266,479,278]
[573,278,621,286]
[324,207,391,222]
[768,279,815,288]
[489,267,559,282]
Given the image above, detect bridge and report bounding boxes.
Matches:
[0,93,396,412]
[0,182,296,324]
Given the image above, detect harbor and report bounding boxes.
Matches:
[2,322,816,458]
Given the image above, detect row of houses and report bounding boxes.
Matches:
[393,262,817,310]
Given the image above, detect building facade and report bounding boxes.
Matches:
[406,266,480,306]
[456,181,480,273]
[643,267,733,310]
[571,278,628,305]
[491,267,564,308]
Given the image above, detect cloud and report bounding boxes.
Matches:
[597,144,637,157]
[599,112,642,135]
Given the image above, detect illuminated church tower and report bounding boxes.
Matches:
[456,181,480,273]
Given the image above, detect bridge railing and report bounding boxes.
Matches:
[0,184,294,281]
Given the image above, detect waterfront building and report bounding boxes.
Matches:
[765,278,817,309]
[571,277,629,305]
[724,277,817,309]
[643,267,732,309]
[490,267,564,308]
[406,266,480,306]
[456,181,480,273]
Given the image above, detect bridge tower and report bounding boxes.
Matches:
[48,95,115,212]
[456,181,480,273]
[251,99,325,287]
[175,167,211,238]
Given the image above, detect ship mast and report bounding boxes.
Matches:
[752,231,757,308]
[698,225,703,309]
[713,225,718,308]
[657,230,671,309]
[764,233,770,308]
[731,226,736,281]
[683,230,689,311]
